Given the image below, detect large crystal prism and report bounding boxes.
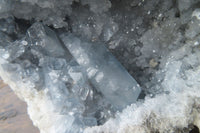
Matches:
[60,33,141,110]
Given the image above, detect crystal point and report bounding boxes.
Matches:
[61,33,141,110]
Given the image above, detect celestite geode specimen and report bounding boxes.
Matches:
[0,0,200,133]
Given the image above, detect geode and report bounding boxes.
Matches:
[0,0,200,133]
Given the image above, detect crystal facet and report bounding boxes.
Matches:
[61,33,141,110]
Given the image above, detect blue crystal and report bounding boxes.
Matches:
[60,33,141,110]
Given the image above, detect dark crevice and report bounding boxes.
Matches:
[175,11,180,18]
[14,17,34,34]
[190,125,199,133]
[64,15,73,33]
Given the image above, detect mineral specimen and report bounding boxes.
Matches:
[0,0,200,133]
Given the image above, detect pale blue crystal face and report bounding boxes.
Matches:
[0,22,141,132]
[60,33,141,110]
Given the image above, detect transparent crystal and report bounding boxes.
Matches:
[61,33,141,110]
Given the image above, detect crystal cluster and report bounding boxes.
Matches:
[0,21,140,132]
[0,0,200,133]
[0,0,111,28]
